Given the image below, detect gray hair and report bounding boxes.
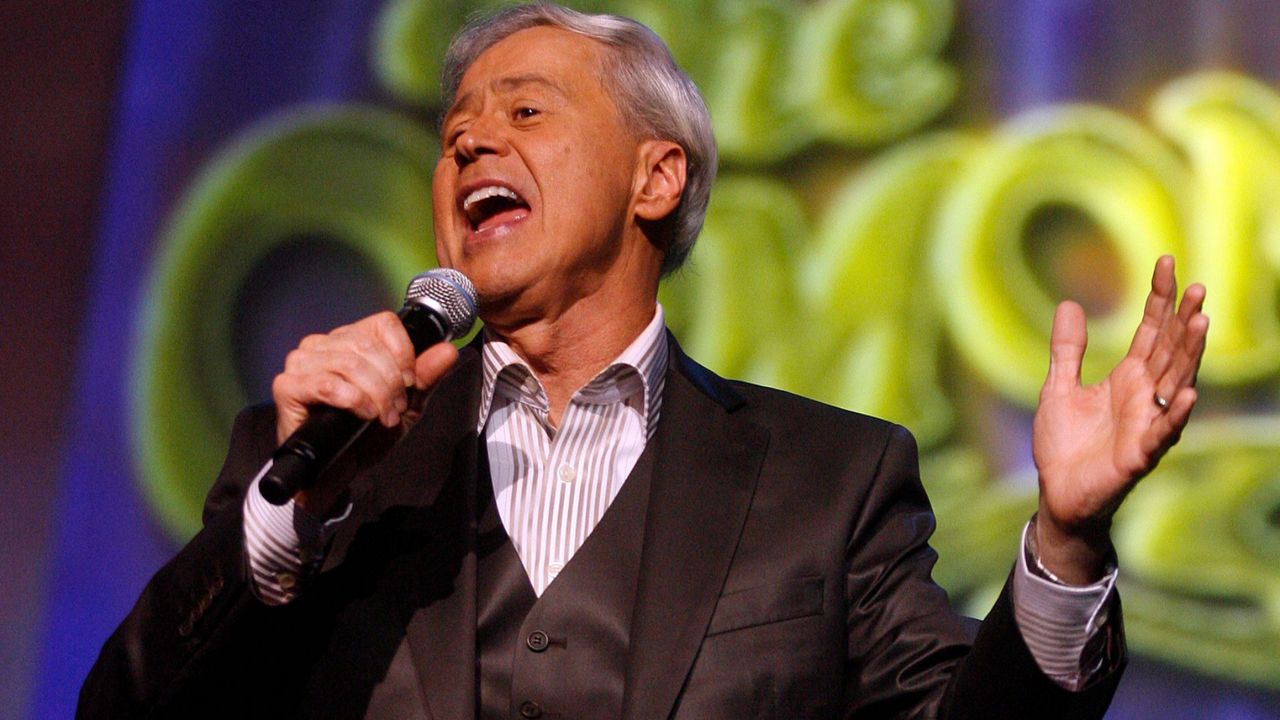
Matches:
[441,3,718,275]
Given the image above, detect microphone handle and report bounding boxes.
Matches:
[258,303,450,505]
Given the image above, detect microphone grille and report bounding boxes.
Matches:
[404,268,478,339]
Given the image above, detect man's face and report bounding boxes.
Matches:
[432,26,653,323]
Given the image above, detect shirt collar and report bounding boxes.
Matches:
[476,304,668,436]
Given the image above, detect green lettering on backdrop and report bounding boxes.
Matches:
[1153,73,1280,382]
[132,0,1280,688]
[134,109,437,538]
[931,106,1190,405]
[797,133,977,447]
[376,0,957,162]
[659,177,804,389]
[1111,417,1280,687]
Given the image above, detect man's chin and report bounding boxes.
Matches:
[466,271,528,314]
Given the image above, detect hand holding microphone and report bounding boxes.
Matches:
[261,268,477,508]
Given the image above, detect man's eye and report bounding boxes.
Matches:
[515,106,540,120]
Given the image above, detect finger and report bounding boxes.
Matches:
[285,339,414,428]
[1145,305,1185,382]
[274,312,421,440]
[272,370,383,442]
[1156,312,1209,401]
[1182,311,1209,384]
[330,312,416,390]
[365,311,418,387]
[334,348,411,426]
[283,365,386,419]
[1153,286,1209,399]
[1126,255,1178,360]
[1166,386,1197,429]
[1177,282,1207,322]
[310,313,417,406]
[1141,386,1197,458]
[286,346,407,415]
[1045,300,1087,390]
[413,342,459,390]
[290,320,409,392]
[271,371,312,443]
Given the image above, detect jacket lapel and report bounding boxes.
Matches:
[622,342,769,720]
[318,335,767,720]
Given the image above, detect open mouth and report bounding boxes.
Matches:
[462,184,530,234]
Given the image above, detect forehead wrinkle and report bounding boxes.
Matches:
[493,73,569,99]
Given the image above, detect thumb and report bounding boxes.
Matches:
[1047,300,1087,390]
[413,342,460,390]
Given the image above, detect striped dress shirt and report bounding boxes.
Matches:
[242,306,666,603]
[476,306,667,595]
[241,303,1112,688]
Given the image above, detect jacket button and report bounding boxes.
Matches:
[526,630,549,652]
[519,701,542,718]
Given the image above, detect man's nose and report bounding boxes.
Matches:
[455,116,508,166]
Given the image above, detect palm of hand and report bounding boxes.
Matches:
[1031,256,1207,544]
[1034,355,1168,532]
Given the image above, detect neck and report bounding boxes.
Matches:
[485,287,657,427]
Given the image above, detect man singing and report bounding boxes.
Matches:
[80,4,1208,718]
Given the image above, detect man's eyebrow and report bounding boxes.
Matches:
[445,73,568,123]
[442,90,478,129]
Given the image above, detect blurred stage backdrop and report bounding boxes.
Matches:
[21,0,1280,717]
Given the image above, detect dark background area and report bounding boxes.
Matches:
[0,3,130,717]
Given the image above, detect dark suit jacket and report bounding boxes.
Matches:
[79,337,1123,718]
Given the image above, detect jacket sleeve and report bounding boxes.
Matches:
[76,404,280,719]
[842,424,1125,719]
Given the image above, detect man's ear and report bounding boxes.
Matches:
[633,140,687,222]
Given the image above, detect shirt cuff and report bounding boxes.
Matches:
[242,460,350,605]
[1011,519,1118,691]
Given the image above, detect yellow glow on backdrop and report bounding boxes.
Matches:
[1153,73,1280,382]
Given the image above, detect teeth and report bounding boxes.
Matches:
[463,185,520,211]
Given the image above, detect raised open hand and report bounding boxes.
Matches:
[1031,255,1208,583]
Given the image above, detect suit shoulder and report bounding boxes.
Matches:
[723,378,912,446]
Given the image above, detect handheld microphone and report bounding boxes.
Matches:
[259,268,478,505]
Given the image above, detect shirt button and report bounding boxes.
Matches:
[548,561,563,578]
[557,464,576,483]
[519,701,543,718]
[276,572,298,590]
[526,630,550,652]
